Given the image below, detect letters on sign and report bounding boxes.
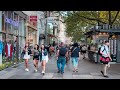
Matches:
[5,17,19,27]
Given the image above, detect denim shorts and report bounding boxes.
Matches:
[42,56,46,61]
[71,57,79,67]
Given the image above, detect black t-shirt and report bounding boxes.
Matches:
[71,47,80,57]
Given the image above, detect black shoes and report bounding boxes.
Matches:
[57,70,64,74]
[61,72,64,74]
[101,71,109,78]
[57,70,61,73]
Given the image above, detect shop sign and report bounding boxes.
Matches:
[5,17,19,27]
[29,16,37,22]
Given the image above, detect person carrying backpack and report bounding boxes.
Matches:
[56,42,68,74]
[100,41,112,78]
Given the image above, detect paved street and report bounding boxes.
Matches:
[0,55,120,79]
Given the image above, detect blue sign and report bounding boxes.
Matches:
[5,17,19,27]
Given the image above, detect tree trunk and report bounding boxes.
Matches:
[108,11,112,28]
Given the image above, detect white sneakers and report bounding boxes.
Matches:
[41,70,45,74]
[25,68,29,72]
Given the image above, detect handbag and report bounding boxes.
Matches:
[100,56,110,63]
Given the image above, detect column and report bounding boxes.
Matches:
[0,11,2,65]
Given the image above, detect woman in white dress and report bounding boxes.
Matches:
[23,43,32,72]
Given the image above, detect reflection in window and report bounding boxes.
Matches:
[14,13,19,35]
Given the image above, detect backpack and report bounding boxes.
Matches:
[98,46,105,55]
[59,47,67,56]
[81,46,87,51]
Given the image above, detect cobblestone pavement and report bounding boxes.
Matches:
[0,55,120,79]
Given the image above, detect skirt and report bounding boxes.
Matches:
[100,56,110,64]
[23,54,30,59]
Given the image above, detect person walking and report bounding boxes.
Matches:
[40,44,48,75]
[70,43,80,72]
[81,45,87,59]
[33,44,40,72]
[23,43,32,72]
[56,42,68,74]
[100,41,112,78]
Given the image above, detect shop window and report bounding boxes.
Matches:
[19,17,23,36]
[13,13,19,35]
[2,13,5,32]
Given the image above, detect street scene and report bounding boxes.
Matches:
[0,11,120,79]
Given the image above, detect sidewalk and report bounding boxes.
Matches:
[0,55,120,79]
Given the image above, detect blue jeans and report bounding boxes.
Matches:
[71,57,79,68]
[57,56,66,73]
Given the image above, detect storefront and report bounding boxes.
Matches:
[0,11,27,63]
[47,34,57,45]
[26,21,37,47]
[85,25,120,63]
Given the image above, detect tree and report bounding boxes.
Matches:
[64,11,120,42]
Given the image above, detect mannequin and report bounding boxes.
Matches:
[5,40,13,61]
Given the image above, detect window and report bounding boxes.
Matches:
[4,11,8,32]
[13,13,19,35]
[19,17,23,36]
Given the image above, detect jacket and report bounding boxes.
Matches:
[5,44,13,57]
[0,41,3,54]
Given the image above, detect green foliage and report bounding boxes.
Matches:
[64,11,120,42]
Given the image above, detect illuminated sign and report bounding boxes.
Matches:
[5,17,19,27]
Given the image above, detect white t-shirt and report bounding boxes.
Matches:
[100,45,109,57]
[7,44,11,56]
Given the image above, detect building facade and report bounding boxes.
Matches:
[0,11,27,64]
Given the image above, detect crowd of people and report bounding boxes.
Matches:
[21,41,88,75]
[0,39,112,78]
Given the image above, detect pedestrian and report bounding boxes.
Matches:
[23,43,32,72]
[49,45,55,56]
[40,44,48,75]
[100,41,112,78]
[56,42,68,74]
[81,45,87,59]
[66,44,70,64]
[33,44,40,72]
[70,42,80,72]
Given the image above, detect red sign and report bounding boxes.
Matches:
[29,16,37,22]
